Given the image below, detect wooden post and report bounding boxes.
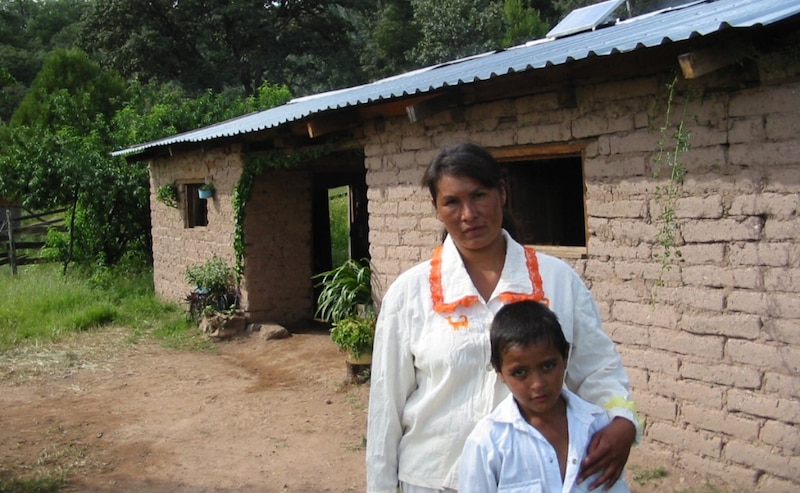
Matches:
[6,208,17,275]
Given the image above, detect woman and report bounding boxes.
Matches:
[366,143,639,493]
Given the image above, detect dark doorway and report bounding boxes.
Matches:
[311,152,370,307]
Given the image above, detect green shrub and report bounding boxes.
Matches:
[184,255,238,320]
[330,315,375,361]
[312,258,372,324]
[184,255,235,296]
[156,182,178,207]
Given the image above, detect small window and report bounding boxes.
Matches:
[185,183,208,228]
[494,145,587,258]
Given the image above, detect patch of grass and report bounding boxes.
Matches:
[344,435,367,451]
[0,262,214,490]
[0,263,211,352]
[631,465,668,486]
[346,390,366,411]
[0,475,65,493]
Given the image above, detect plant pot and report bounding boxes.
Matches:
[198,189,213,199]
[346,351,372,365]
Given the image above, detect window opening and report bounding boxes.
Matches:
[495,148,587,258]
[185,183,208,228]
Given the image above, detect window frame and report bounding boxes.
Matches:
[492,143,589,259]
[183,182,208,228]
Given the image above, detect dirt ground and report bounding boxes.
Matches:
[0,326,728,493]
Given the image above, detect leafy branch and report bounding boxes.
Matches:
[652,75,692,290]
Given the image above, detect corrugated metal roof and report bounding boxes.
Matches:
[113,0,800,158]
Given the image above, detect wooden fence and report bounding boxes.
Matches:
[1,207,66,274]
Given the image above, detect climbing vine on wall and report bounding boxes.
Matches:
[232,145,332,281]
[652,74,693,292]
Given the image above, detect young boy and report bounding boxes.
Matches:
[459,300,630,493]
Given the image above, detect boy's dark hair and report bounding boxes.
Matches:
[490,300,569,370]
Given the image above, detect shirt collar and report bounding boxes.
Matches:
[430,230,545,314]
[494,389,604,431]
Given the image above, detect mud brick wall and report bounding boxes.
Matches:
[362,68,800,492]
[150,148,313,325]
[149,146,241,306]
[239,166,313,324]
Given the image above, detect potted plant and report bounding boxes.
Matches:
[184,254,238,320]
[329,313,376,364]
[312,258,373,323]
[156,182,179,208]
[312,258,375,367]
[198,182,215,199]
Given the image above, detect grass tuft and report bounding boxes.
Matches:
[631,465,668,486]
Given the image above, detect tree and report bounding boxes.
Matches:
[359,0,421,81]
[0,48,294,267]
[79,0,373,97]
[3,49,127,206]
[409,0,506,66]
[0,48,144,265]
[502,0,549,47]
[112,80,293,149]
[0,0,90,121]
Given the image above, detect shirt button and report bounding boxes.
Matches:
[571,458,578,464]
[486,363,493,372]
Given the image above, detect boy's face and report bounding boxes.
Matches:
[497,341,567,423]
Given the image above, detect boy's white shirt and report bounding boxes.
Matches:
[459,389,631,493]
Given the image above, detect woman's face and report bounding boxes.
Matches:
[433,173,506,254]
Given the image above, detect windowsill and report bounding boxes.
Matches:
[527,245,587,259]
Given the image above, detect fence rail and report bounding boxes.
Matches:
[1,207,67,274]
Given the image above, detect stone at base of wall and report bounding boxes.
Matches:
[250,322,292,341]
[200,312,247,340]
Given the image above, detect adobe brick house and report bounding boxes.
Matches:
[117,1,800,490]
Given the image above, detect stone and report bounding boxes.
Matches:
[251,322,292,341]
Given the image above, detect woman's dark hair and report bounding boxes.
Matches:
[422,142,521,241]
[490,300,569,371]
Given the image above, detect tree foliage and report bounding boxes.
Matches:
[503,0,550,47]
[360,0,552,75]
[0,0,90,121]
[0,45,292,267]
[359,0,421,81]
[409,0,506,66]
[78,0,370,97]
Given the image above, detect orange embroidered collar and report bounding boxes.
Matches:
[429,241,545,314]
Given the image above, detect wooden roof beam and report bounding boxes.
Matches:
[406,93,461,123]
[678,43,750,79]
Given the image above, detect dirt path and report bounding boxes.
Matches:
[0,327,730,493]
[1,328,369,492]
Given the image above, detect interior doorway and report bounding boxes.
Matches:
[311,152,370,308]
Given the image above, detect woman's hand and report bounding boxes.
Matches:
[578,417,636,490]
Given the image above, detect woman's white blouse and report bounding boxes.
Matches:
[459,390,631,493]
[366,231,639,493]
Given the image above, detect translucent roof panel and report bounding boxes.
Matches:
[546,0,626,38]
